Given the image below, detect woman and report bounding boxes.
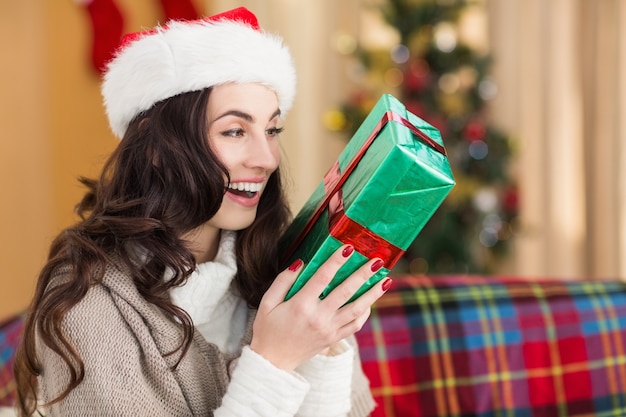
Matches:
[13,7,390,417]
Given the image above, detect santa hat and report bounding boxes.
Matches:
[101,7,296,138]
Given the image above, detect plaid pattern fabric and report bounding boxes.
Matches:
[356,275,626,417]
[0,314,24,407]
[3,276,626,414]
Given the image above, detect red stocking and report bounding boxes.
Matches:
[77,0,125,75]
[158,0,200,21]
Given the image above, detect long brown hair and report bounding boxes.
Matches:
[13,88,291,416]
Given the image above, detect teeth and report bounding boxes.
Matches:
[227,182,263,193]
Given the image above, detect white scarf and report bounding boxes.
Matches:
[169,231,248,354]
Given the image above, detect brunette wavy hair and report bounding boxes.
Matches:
[13,88,291,416]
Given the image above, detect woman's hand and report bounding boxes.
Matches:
[249,245,391,371]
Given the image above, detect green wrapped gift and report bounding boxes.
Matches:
[279,94,455,302]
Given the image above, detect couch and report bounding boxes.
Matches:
[2,275,626,416]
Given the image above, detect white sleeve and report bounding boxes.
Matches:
[214,346,310,417]
[294,340,354,417]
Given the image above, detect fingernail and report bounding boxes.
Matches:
[382,278,393,292]
[371,259,385,272]
[288,259,303,272]
[342,245,354,258]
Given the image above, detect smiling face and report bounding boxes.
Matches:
[205,83,282,233]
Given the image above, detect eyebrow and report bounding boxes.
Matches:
[212,108,281,123]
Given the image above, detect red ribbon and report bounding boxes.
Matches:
[283,111,447,268]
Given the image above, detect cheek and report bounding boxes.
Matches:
[210,142,235,169]
[270,141,281,168]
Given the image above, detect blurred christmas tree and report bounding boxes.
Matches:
[327,0,518,274]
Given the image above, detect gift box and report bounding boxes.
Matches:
[279,94,455,302]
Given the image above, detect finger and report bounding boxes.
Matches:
[334,275,391,326]
[336,306,372,339]
[322,257,385,308]
[259,258,304,311]
[294,245,354,301]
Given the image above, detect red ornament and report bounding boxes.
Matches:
[403,59,430,93]
[464,119,486,142]
[503,185,519,216]
[404,100,425,117]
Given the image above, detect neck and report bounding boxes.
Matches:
[182,224,221,264]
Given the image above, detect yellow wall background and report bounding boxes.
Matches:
[0,0,205,320]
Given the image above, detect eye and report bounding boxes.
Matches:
[221,128,245,138]
[266,127,284,137]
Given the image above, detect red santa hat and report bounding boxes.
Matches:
[101,7,296,138]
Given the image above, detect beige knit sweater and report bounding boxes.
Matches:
[36,261,375,416]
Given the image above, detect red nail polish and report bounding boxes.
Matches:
[342,245,354,258]
[382,278,393,292]
[371,259,385,272]
[288,259,303,272]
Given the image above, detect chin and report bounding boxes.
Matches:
[222,215,257,232]
[210,199,260,232]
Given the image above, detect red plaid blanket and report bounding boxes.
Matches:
[356,275,626,417]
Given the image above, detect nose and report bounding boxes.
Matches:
[245,131,279,171]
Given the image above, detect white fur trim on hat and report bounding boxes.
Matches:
[101,10,296,138]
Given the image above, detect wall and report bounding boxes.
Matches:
[0,1,204,320]
[0,1,51,320]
